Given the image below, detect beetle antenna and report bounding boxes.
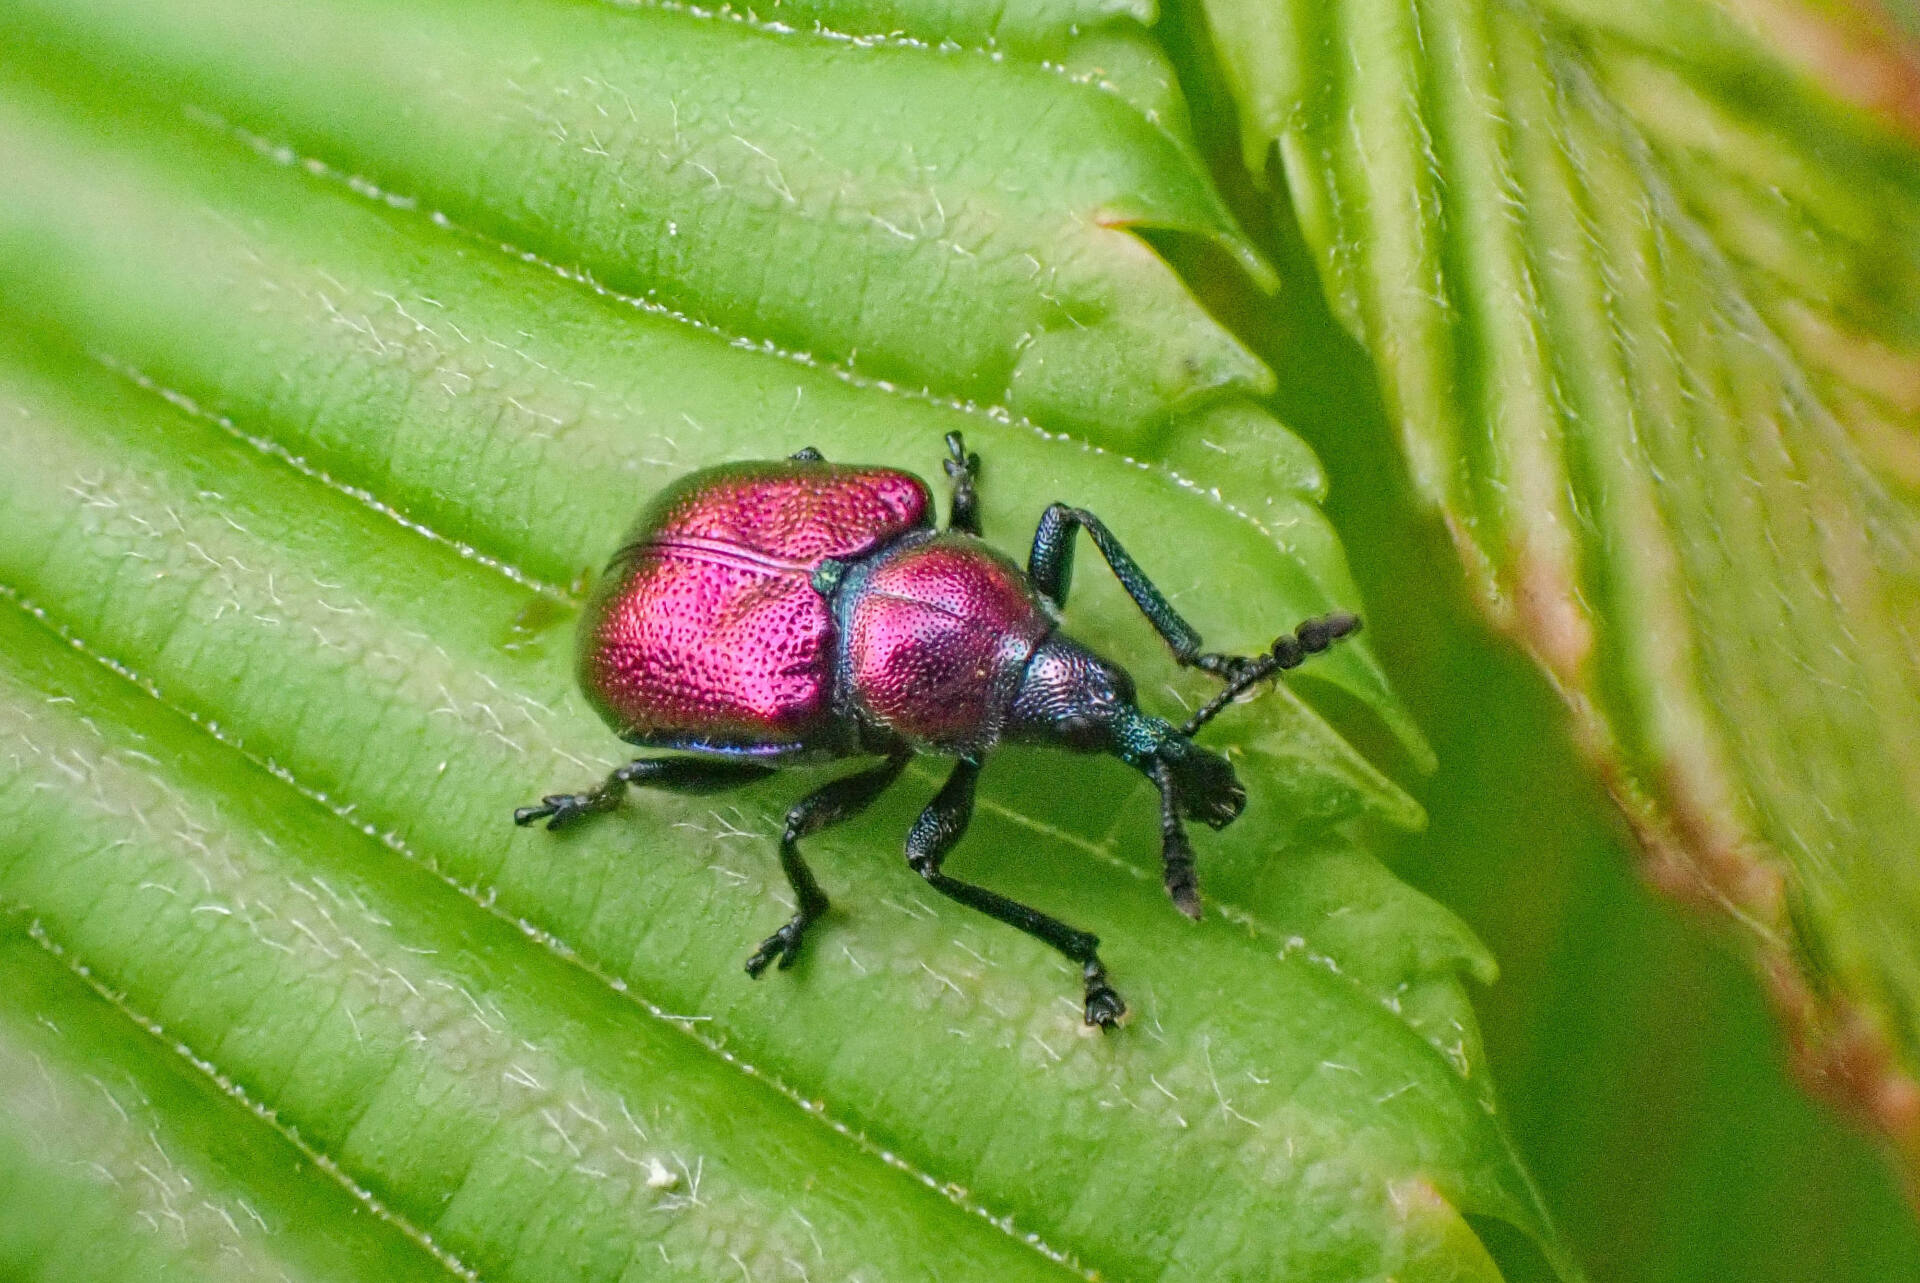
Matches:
[1179,612,1362,737]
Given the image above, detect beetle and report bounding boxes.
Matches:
[516,434,1359,1027]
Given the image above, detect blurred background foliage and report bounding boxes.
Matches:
[1159,0,1920,1275]
[1213,176,1920,1280]
[1161,0,1920,1275]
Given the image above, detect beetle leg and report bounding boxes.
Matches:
[514,757,775,830]
[1028,504,1207,661]
[905,757,1127,1030]
[1150,759,1203,919]
[745,752,912,977]
[942,431,983,536]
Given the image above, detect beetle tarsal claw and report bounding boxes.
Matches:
[1191,651,1252,681]
[744,921,810,977]
[1081,961,1127,1029]
[1084,984,1126,1030]
[516,788,618,831]
[515,794,583,829]
[1165,868,1203,920]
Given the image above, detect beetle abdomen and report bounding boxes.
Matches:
[579,460,933,754]
[842,535,1053,753]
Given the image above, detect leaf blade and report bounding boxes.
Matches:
[1,0,1270,442]
[0,591,1082,1283]
[0,326,1555,1279]
[0,0,1575,1273]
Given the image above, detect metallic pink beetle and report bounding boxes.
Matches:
[518,435,1359,1027]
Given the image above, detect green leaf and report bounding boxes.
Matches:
[3,0,1278,446]
[0,595,1076,1283]
[1199,0,1920,1169]
[1348,508,1920,1282]
[0,0,1574,1279]
[0,922,459,1282]
[0,283,1521,1281]
[0,57,1419,814]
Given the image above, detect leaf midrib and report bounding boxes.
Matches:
[33,924,489,1283]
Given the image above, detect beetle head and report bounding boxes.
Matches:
[1008,635,1246,828]
[1006,634,1137,752]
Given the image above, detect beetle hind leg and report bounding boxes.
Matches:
[906,758,1126,1029]
[514,757,775,830]
[745,752,911,977]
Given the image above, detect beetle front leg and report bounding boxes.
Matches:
[905,757,1126,1029]
[1029,503,1207,662]
[514,757,776,830]
[745,752,911,977]
[1150,759,1203,919]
